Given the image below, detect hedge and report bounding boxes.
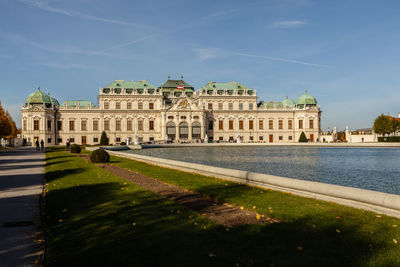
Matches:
[378,136,400,142]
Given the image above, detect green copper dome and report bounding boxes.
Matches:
[281,96,295,108]
[50,97,60,106]
[296,90,317,107]
[26,87,52,105]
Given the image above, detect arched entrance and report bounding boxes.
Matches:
[166,121,176,140]
[192,122,201,140]
[179,122,188,140]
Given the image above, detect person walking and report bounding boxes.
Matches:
[66,139,70,150]
[35,140,40,151]
[40,140,44,152]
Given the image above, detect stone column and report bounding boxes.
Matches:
[200,115,205,140]
[161,112,166,141]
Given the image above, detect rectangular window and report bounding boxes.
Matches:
[138,102,143,110]
[70,138,74,143]
[127,120,132,131]
[116,120,121,131]
[239,103,243,110]
[69,121,75,131]
[149,103,154,110]
[269,120,273,130]
[149,121,154,131]
[127,102,132,109]
[249,103,253,110]
[289,136,293,141]
[219,120,223,130]
[57,121,62,131]
[138,137,143,143]
[93,137,99,143]
[104,120,110,131]
[57,138,62,143]
[116,137,121,142]
[299,120,303,129]
[249,120,254,130]
[81,120,87,131]
[47,120,51,131]
[34,120,39,131]
[208,103,213,110]
[47,138,52,143]
[259,120,264,130]
[138,120,143,131]
[104,102,109,109]
[23,120,27,131]
[93,121,98,131]
[250,136,254,141]
[279,136,283,140]
[309,119,314,129]
[218,103,223,110]
[219,136,223,141]
[229,103,233,110]
[239,120,244,130]
[288,120,293,130]
[279,120,283,130]
[209,121,213,130]
[259,136,263,141]
[229,120,234,130]
[116,102,121,109]
[149,137,154,141]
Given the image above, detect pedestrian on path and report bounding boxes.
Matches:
[35,140,40,151]
[40,139,44,152]
[66,139,70,150]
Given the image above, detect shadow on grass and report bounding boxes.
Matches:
[44,181,391,267]
[45,168,86,183]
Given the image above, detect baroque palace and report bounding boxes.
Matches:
[21,76,321,146]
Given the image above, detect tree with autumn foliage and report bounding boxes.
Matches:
[0,101,17,142]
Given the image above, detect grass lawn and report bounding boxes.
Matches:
[44,147,400,266]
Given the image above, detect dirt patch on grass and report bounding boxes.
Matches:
[79,154,277,227]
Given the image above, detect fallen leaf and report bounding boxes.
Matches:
[58,219,63,223]
[209,252,216,257]
[62,209,68,213]
[132,222,136,226]
[256,214,261,220]
[253,206,256,209]
[393,239,398,244]
[375,215,382,218]
[297,246,303,251]
[240,206,244,210]
[392,225,398,228]
[226,228,230,232]
[336,229,341,233]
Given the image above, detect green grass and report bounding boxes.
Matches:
[44,147,400,266]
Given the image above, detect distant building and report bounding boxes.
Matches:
[21,77,321,146]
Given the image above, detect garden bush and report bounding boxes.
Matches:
[120,142,126,145]
[378,136,400,142]
[298,131,308,142]
[70,144,81,153]
[100,131,109,145]
[90,149,110,163]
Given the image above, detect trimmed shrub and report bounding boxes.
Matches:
[100,131,109,145]
[90,149,110,163]
[298,131,308,142]
[120,142,126,145]
[378,136,400,142]
[70,144,81,153]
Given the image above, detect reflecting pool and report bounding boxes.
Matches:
[126,146,400,195]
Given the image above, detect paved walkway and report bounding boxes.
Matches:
[0,147,44,267]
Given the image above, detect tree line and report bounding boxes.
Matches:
[0,101,17,140]
[373,114,400,136]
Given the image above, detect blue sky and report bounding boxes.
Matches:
[1,0,400,130]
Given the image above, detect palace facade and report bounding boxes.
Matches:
[21,77,321,146]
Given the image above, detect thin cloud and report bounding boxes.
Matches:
[232,52,327,67]
[273,20,308,28]
[91,8,239,55]
[18,0,153,29]
[194,48,225,61]
[0,54,13,59]
[38,63,92,69]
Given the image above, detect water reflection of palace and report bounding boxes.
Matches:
[21,76,321,146]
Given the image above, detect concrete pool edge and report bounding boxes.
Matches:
[87,147,400,219]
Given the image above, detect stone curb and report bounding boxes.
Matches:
[87,147,400,218]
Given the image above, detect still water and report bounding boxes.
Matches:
[127,146,400,195]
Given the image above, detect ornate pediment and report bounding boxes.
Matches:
[168,97,200,111]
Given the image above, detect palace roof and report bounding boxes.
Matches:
[103,80,156,89]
